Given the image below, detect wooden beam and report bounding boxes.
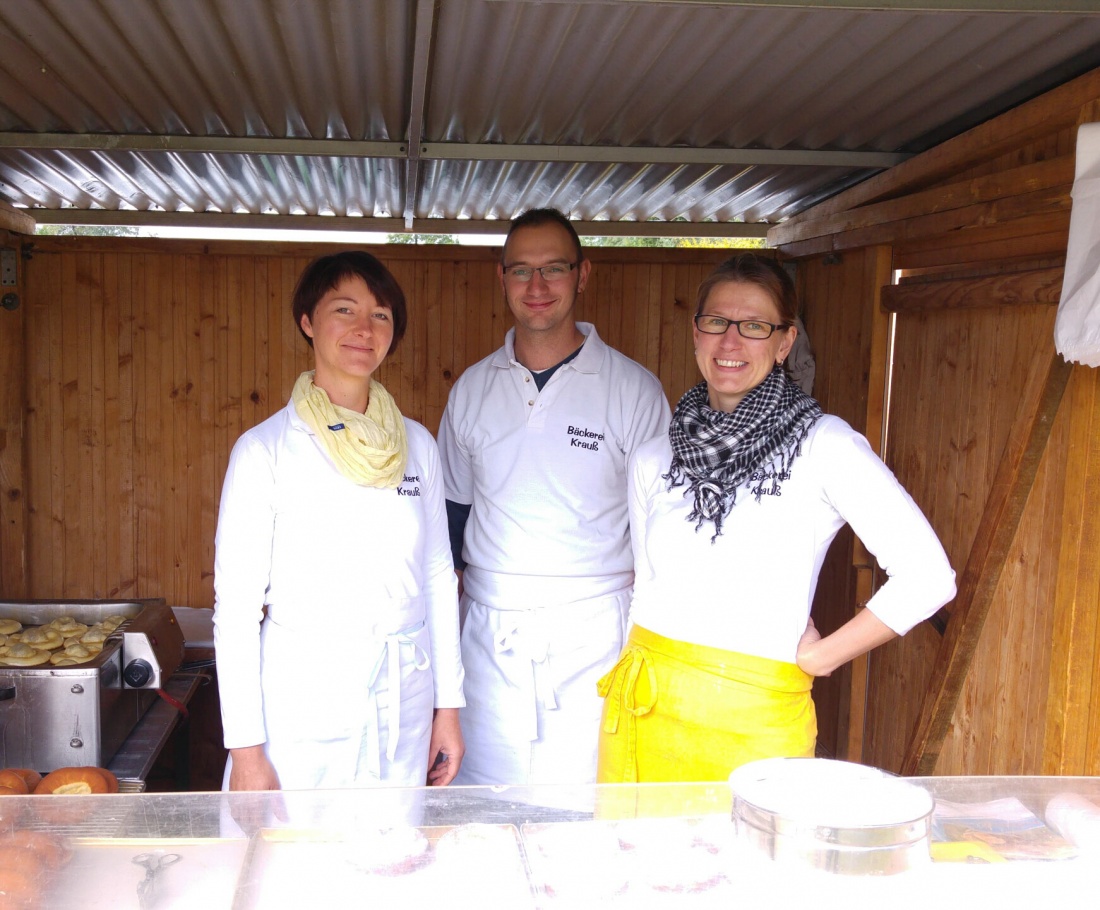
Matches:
[0,201,35,236]
[901,350,1074,775]
[0,238,26,597]
[1042,366,1100,774]
[893,214,1071,271]
[846,245,895,763]
[774,65,1100,235]
[770,156,1074,248]
[781,200,1072,263]
[882,267,1064,312]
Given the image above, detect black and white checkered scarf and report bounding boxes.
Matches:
[665,366,823,540]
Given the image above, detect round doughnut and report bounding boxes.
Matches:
[0,846,46,881]
[34,767,109,795]
[2,771,41,792]
[0,619,20,636]
[0,866,36,909]
[0,773,28,795]
[18,626,63,651]
[49,643,97,666]
[99,614,127,631]
[0,644,51,667]
[79,626,110,645]
[83,766,119,794]
[0,830,72,870]
[49,617,88,637]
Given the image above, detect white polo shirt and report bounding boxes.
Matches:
[438,323,670,609]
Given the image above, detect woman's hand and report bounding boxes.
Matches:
[796,609,897,677]
[427,708,464,786]
[228,744,281,791]
[795,616,825,675]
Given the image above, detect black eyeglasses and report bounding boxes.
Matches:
[502,262,578,283]
[694,314,791,339]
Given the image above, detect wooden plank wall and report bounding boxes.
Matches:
[794,249,888,760]
[774,66,1100,775]
[3,239,726,611]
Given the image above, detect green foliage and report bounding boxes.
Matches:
[36,224,140,236]
[678,236,766,249]
[585,236,679,248]
[585,235,765,249]
[386,233,458,244]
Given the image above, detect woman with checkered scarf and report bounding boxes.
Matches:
[596,254,956,784]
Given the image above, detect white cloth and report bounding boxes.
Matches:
[628,415,956,663]
[213,400,464,790]
[454,590,630,786]
[1057,121,1100,367]
[439,322,670,784]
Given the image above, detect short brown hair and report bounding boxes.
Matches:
[695,254,798,324]
[292,251,408,352]
[502,208,585,266]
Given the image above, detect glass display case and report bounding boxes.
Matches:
[1,776,1097,908]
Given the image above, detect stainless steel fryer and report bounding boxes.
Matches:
[0,599,185,772]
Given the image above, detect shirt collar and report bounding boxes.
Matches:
[493,322,605,374]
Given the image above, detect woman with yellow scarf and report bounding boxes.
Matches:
[213,252,464,792]
[597,254,955,784]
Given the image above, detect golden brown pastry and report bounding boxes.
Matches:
[86,766,119,794]
[0,619,20,636]
[1,770,41,793]
[48,617,88,638]
[99,614,128,631]
[79,625,111,645]
[49,643,98,666]
[34,767,109,795]
[0,866,37,909]
[0,772,29,795]
[18,626,63,651]
[0,644,51,667]
[0,829,71,909]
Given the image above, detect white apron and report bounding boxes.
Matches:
[454,589,630,786]
[222,609,435,792]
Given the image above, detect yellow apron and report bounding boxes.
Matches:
[597,624,816,785]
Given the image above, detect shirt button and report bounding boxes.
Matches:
[524,376,531,383]
[527,400,534,406]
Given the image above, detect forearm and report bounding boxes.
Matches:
[796,608,896,677]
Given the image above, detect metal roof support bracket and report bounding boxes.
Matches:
[402,0,439,231]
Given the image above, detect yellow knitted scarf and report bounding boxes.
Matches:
[291,371,408,488]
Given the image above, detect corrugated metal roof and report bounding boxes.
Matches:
[2,0,1100,235]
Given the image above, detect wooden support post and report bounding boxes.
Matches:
[0,235,27,596]
[845,246,894,763]
[902,350,1073,775]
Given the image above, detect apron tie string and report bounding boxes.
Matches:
[494,618,557,742]
[356,621,429,779]
[596,645,657,783]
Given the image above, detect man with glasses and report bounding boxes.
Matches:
[438,208,670,786]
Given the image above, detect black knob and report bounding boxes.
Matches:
[123,658,153,687]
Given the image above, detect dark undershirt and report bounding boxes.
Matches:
[445,344,584,569]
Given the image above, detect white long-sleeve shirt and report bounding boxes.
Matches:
[628,415,956,663]
[213,400,464,752]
